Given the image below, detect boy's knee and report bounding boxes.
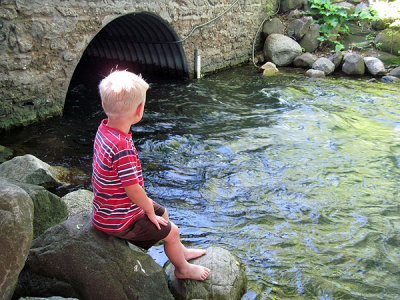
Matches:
[164,222,179,241]
[162,208,169,220]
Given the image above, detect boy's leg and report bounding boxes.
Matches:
[163,222,210,281]
[160,207,205,259]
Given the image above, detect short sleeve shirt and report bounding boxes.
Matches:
[91,119,145,232]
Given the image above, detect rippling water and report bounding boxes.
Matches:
[2,65,400,299]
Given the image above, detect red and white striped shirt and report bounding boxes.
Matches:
[91,119,145,232]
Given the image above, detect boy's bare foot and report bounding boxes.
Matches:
[175,263,211,281]
[184,248,207,261]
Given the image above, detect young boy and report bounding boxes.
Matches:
[91,70,210,281]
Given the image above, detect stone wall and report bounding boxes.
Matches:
[0,0,275,131]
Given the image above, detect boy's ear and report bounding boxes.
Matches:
[136,102,144,117]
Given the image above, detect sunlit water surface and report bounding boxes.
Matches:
[2,65,400,299]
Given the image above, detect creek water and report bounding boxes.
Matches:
[2,65,400,299]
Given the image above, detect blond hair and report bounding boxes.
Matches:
[99,70,149,117]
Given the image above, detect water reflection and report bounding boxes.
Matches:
[2,65,400,299]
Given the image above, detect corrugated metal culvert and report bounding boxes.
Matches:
[82,12,189,79]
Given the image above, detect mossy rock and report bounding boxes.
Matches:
[0,145,13,163]
[374,28,400,55]
[12,182,68,238]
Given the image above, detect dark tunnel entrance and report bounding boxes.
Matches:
[65,12,189,114]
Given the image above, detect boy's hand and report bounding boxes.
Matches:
[147,212,168,230]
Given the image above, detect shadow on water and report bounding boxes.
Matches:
[1,65,400,299]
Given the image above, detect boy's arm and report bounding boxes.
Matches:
[124,183,168,230]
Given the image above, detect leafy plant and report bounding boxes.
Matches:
[306,0,381,51]
[352,7,380,24]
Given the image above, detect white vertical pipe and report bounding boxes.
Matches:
[195,49,201,79]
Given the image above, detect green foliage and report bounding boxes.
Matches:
[352,7,380,24]
[333,40,345,52]
[306,0,381,51]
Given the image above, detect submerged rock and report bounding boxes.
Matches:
[261,62,279,76]
[381,75,399,83]
[14,212,173,300]
[165,246,247,300]
[305,69,326,78]
[0,177,33,300]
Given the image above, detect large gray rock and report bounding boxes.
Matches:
[165,247,247,300]
[281,0,308,12]
[312,57,336,75]
[13,182,68,238]
[287,16,313,40]
[264,34,303,66]
[262,17,285,36]
[342,53,365,75]
[0,154,69,188]
[389,66,400,78]
[364,57,386,76]
[329,51,344,70]
[300,24,321,52]
[61,189,93,217]
[14,212,173,300]
[288,9,303,21]
[0,177,34,300]
[293,52,318,68]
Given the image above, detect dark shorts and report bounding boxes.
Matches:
[108,202,171,250]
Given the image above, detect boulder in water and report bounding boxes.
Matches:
[165,246,247,300]
[261,62,279,76]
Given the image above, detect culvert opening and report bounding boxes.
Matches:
[65,12,188,114]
